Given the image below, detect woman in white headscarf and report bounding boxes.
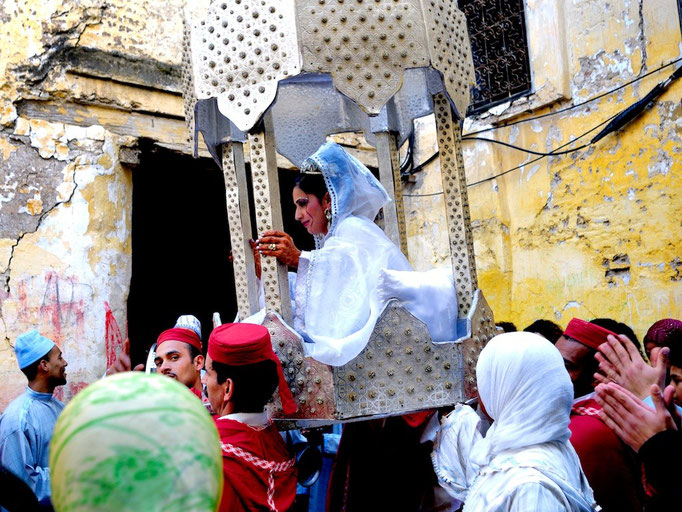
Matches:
[431,332,598,512]
[257,142,458,366]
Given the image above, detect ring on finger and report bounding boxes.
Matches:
[269,243,277,251]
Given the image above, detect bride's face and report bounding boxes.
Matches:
[293,186,329,235]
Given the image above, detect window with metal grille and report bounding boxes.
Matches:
[460,0,532,114]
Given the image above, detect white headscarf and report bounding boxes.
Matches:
[470,331,574,467]
[300,142,390,247]
[432,332,592,508]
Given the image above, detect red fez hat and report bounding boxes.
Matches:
[208,323,297,415]
[644,318,682,348]
[563,318,617,350]
[157,328,203,352]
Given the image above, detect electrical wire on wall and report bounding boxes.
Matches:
[401,57,682,196]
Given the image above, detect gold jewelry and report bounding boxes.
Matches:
[269,243,277,251]
[300,159,323,175]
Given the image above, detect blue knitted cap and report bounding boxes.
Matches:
[14,330,55,369]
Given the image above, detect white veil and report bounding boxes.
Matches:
[300,142,390,244]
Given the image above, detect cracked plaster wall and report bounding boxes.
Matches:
[0,120,132,409]
[0,0,189,409]
[405,0,682,339]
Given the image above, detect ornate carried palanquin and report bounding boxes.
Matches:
[183,0,495,426]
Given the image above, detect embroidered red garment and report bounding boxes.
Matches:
[571,397,601,417]
[570,399,644,512]
[563,318,617,350]
[208,323,296,415]
[156,327,203,351]
[215,416,296,512]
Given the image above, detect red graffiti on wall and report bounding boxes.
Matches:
[105,301,124,369]
[53,381,88,402]
[39,272,87,343]
[16,272,89,343]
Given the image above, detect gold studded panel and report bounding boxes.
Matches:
[434,93,478,316]
[222,143,260,319]
[190,0,301,132]
[461,290,496,399]
[265,313,336,420]
[333,300,463,420]
[270,292,495,426]
[298,0,430,115]
[375,132,409,257]
[420,0,475,118]
[248,123,293,321]
[181,8,197,147]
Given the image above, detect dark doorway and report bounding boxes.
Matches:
[128,143,314,366]
[128,143,236,365]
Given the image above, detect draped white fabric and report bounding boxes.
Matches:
[377,267,459,342]
[295,215,411,365]
[432,333,597,511]
[291,142,459,366]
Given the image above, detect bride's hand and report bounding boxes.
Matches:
[258,230,301,269]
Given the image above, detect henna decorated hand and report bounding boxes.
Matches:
[258,230,301,270]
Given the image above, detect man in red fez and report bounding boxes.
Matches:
[154,327,204,399]
[557,318,644,512]
[556,318,617,398]
[204,323,297,512]
[643,318,682,358]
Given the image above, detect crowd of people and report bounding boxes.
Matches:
[0,314,679,511]
[0,142,679,511]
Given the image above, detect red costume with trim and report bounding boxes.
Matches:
[569,397,643,512]
[208,323,297,512]
[563,319,644,511]
[215,416,296,512]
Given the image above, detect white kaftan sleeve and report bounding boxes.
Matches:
[431,404,483,503]
[377,267,459,341]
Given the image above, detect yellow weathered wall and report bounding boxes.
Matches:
[406,0,682,339]
[0,0,192,409]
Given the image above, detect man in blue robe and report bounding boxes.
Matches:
[0,331,67,506]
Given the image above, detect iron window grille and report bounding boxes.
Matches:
[460,0,533,115]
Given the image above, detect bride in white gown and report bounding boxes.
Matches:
[257,142,458,366]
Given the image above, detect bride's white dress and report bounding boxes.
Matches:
[286,142,459,366]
